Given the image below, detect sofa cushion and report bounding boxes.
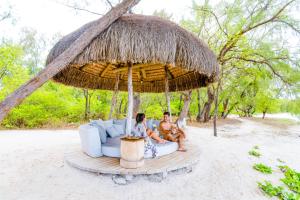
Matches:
[79,124,102,157]
[152,120,161,130]
[89,121,107,143]
[151,140,178,158]
[146,119,153,130]
[101,135,178,158]
[106,126,120,138]
[102,135,123,157]
[102,119,113,129]
[113,124,125,135]
[89,119,102,125]
[113,119,126,133]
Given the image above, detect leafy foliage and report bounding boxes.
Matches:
[181,0,300,119]
[253,163,273,174]
[249,150,261,157]
[258,181,284,197]
[279,166,300,194]
[258,181,300,200]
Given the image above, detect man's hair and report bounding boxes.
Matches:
[163,111,170,116]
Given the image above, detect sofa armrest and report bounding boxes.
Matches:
[78,124,103,157]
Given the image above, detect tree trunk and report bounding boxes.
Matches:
[164,66,171,119]
[83,89,90,120]
[221,98,229,118]
[118,98,123,115]
[196,89,202,122]
[223,102,238,119]
[126,63,133,135]
[201,86,214,122]
[132,92,140,116]
[262,111,266,119]
[109,74,120,119]
[178,94,183,113]
[123,101,128,114]
[177,90,192,123]
[0,0,140,122]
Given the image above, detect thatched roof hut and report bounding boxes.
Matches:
[46,14,219,93]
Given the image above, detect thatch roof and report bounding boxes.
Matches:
[46,14,219,93]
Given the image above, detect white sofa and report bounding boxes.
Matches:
[78,119,178,158]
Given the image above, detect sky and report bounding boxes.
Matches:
[0,0,299,50]
[0,0,195,40]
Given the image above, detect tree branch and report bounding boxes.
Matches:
[274,19,300,34]
[241,0,296,35]
[218,0,296,62]
[56,1,104,16]
[105,0,114,8]
[0,12,11,22]
[230,56,290,84]
[195,8,228,36]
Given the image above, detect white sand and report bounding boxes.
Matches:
[0,118,299,200]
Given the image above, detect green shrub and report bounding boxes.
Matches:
[249,150,261,157]
[279,166,300,194]
[258,181,284,197]
[258,181,300,200]
[253,163,273,174]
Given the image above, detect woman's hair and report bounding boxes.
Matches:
[136,113,145,124]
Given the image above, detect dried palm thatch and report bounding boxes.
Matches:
[46,14,219,93]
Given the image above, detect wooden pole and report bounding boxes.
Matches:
[126,63,133,135]
[213,82,220,137]
[0,0,140,123]
[164,66,171,120]
[109,74,120,119]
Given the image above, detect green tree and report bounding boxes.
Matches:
[181,0,300,119]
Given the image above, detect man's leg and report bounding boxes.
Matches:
[177,128,186,139]
[178,134,186,151]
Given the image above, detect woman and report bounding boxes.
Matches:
[132,113,166,158]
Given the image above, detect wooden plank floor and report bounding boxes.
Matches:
[64,144,201,175]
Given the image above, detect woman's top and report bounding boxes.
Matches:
[132,122,147,137]
[132,122,157,158]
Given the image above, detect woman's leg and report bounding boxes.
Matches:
[147,130,166,143]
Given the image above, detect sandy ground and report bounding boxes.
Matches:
[0,118,300,200]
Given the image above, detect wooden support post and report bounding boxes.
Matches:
[164,66,171,120]
[126,63,133,135]
[0,0,140,122]
[213,82,220,137]
[109,74,120,119]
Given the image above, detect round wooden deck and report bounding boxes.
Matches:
[64,144,200,175]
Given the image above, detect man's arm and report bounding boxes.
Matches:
[159,122,172,134]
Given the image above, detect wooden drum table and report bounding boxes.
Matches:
[120,136,145,169]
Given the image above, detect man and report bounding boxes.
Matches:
[159,112,186,152]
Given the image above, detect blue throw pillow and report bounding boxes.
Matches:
[153,120,160,130]
[113,124,125,135]
[102,119,113,129]
[90,121,107,143]
[106,126,120,138]
[146,119,153,130]
[113,119,126,134]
